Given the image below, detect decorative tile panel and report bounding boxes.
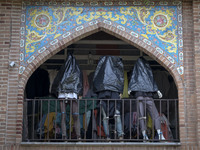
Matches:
[20,1,183,75]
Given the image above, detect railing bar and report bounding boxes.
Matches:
[85,99,87,139]
[69,99,72,140]
[47,100,50,141]
[159,99,162,140]
[24,98,179,142]
[32,100,35,140]
[23,100,28,141]
[55,99,57,139]
[122,99,124,139]
[99,100,102,139]
[40,100,42,140]
[145,98,147,140]
[37,100,39,134]
[175,100,178,140]
[129,100,131,139]
[167,100,169,125]
[107,99,109,137]
[92,99,94,139]
[27,138,180,142]
[137,99,139,140]
[78,98,80,140]
[114,99,117,139]
[60,100,63,140]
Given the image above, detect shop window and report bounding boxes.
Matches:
[23,32,179,143]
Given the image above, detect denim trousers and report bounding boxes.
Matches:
[101,107,123,137]
[136,96,161,131]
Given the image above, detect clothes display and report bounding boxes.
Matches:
[122,71,129,99]
[93,56,124,138]
[97,91,123,137]
[37,112,70,139]
[80,71,98,139]
[128,57,158,93]
[58,93,77,99]
[124,112,138,139]
[128,57,165,140]
[93,56,124,93]
[51,54,83,97]
[48,70,58,94]
[136,96,161,131]
[83,70,90,97]
[85,72,97,98]
[51,53,83,139]
[26,49,178,142]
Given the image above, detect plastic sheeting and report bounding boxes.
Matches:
[51,54,83,97]
[128,57,158,92]
[93,56,124,93]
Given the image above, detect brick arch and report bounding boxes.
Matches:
[17,22,185,142]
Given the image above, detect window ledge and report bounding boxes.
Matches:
[21,142,181,147]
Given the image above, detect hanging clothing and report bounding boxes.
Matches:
[93,56,124,93]
[40,96,61,114]
[58,93,77,99]
[122,71,129,98]
[51,54,83,97]
[79,98,97,114]
[51,53,82,139]
[128,57,158,93]
[93,55,124,115]
[93,56,124,138]
[137,96,161,131]
[83,70,90,97]
[86,109,98,139]
[128,57,161,136]
[124,112,138,139]
[44,112,55,132]
[85,72,97,98]
[80,71,97,138]
[48,70,58,94]
[97,90,121,117]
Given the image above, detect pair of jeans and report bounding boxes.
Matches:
[60,100,80,138]
[80,110,91,130]
[136,96,161,131]
[101,107,123,137]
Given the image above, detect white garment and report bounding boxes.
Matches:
[58,93,78,103]
[48,70,58,93]
[58,93,65,98]
[58,93,77,99]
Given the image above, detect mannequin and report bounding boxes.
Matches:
[128,57,165,141]
[51,53,83,140]
[93,56,124,139]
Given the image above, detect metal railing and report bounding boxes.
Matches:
[23,98,179,142]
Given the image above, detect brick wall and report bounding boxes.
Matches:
[0,0,199,149]
[193,0,200,147]
[0,0,22,149]
[181,0,197,145]
[0,1,10,147]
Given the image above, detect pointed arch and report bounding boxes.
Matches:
[16,22,184,142]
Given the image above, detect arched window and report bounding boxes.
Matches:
[23,32,179,143]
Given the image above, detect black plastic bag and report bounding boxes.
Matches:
[93,56,124,93]
[51,54,83,97]
[128,57,158,92]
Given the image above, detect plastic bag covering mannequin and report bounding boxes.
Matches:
[93,56,124,139]
[51,53,83,139]
[128,57,165,140]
